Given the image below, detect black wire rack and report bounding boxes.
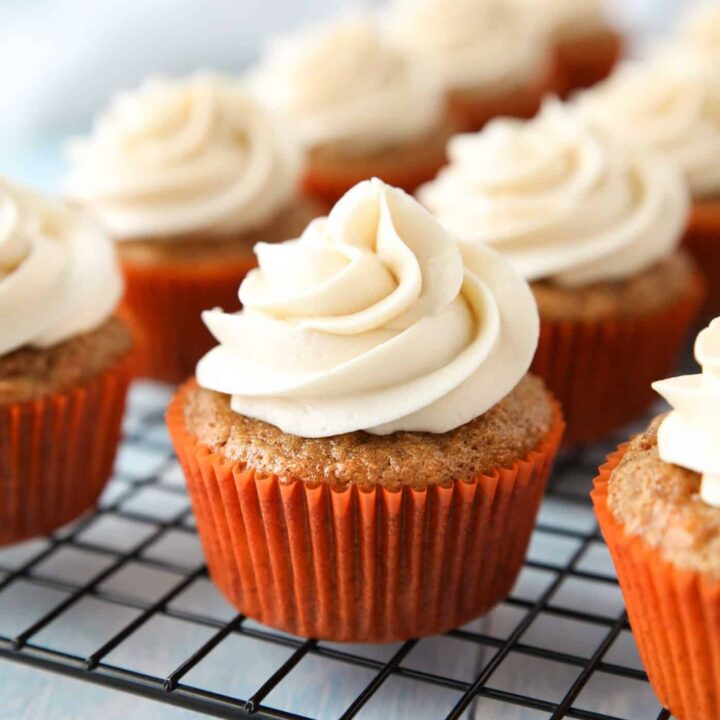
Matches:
[0,381,675,720]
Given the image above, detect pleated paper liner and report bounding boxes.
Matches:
[167,381,564,642]
[593,448,720,720]
[300,131,452,210]
[446,60,559,133]
[552,29,624,97]
[0,349,133,547]
[684,200,720,323]
[531,271,705,447]
[121,258,255,384]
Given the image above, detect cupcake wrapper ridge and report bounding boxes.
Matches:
[121,258,256,384]
[0,351,133,546]
[167,381,564,642]
[532,271,705,447]
[593,448,720,720]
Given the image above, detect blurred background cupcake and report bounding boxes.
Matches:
[419,101,704,446]
[168,179,563,642]
[578,50,720,321]
[593,317,720,720]
[64,73,312,383]
[529,0,624,97]
[249,9,450,208]
[0,178,133,545]
[382,0,555,132]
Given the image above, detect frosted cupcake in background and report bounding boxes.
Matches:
[527,0,623,96]
[578,54,720,319]
[593,317,720,720]
[167,178,564,642]
[249,10,450,207]
[381,0,555,132]
[419,101,704,445]
[0,178,133,545]
[64,73,313,383]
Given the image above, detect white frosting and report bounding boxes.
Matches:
[418,102,688,287]
[64,73,301,241]
[579,58,720,199]
[653,318,720,508]
[0,179,123,356]
[381,0,546,93]
[675,2,720,66]
[197,179,539,438]
[530,0,607,40]
[249,11,443,154]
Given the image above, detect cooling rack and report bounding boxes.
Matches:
[0,380,674,720]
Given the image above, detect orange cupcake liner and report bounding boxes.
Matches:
[683,201,720,323]
[121,258,255,384]
[0,350,133,547]
[593,448,720,720]
[553,29,624,97]
[446,60,559,133]
[301,148,449,210]
[531,272,705,447]
[167,381,564,642]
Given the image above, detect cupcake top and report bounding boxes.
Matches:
[0,178,123,357]
[64,73,301,241]
[579,58,720,199]
[653,318,720,507]
[381,0,546,93]
[249,10,443,154]
[529,0,609,41]
[196,178,539,438]
[418,101,688,287]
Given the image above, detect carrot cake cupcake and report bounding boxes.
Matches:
[382,0,554,132]
[532,0,623,96]
[0,178,133,546]
[64,73,313,383]
[593,317,720,720]
[579,53,720,320]
[167,178,564,642]
[419,101,704,445]
[249,10,450,207]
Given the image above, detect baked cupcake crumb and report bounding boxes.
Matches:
[184,374,554,488]
[608,415,720,579]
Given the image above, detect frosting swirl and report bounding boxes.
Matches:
[529,0,607,40]
[197,179,538,438]
[382,0,546,92]
[579,58,720,199]
[0,178,123,356]
[64,73,301,241]
[418,102,689,287]
[249,11,443,154]
[653,318,720,508]
[674,2,720,67]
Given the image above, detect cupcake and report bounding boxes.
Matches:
[0,179,133,546]
[593,318,720,720]
[579,53,720,320]
[531,0,623,96]
[64,73,313,384]
[249,11,451,208]
[382,0,555,132]
[419,101,704,446]
[167,179,564,642]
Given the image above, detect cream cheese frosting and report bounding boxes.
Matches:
[196,179,539,438]
[653,318,720,508]
[674,2,720,67]
[382,0,546,93]
[530,0,608,40]
[579,58,720,199]
[64,73,301,241]
[0,178,123,356]
[248,11,443,154]
[418,101,689,287]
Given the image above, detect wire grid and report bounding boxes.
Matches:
[0,381,673,720]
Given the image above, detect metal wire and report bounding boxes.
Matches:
[0,385,670,720]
